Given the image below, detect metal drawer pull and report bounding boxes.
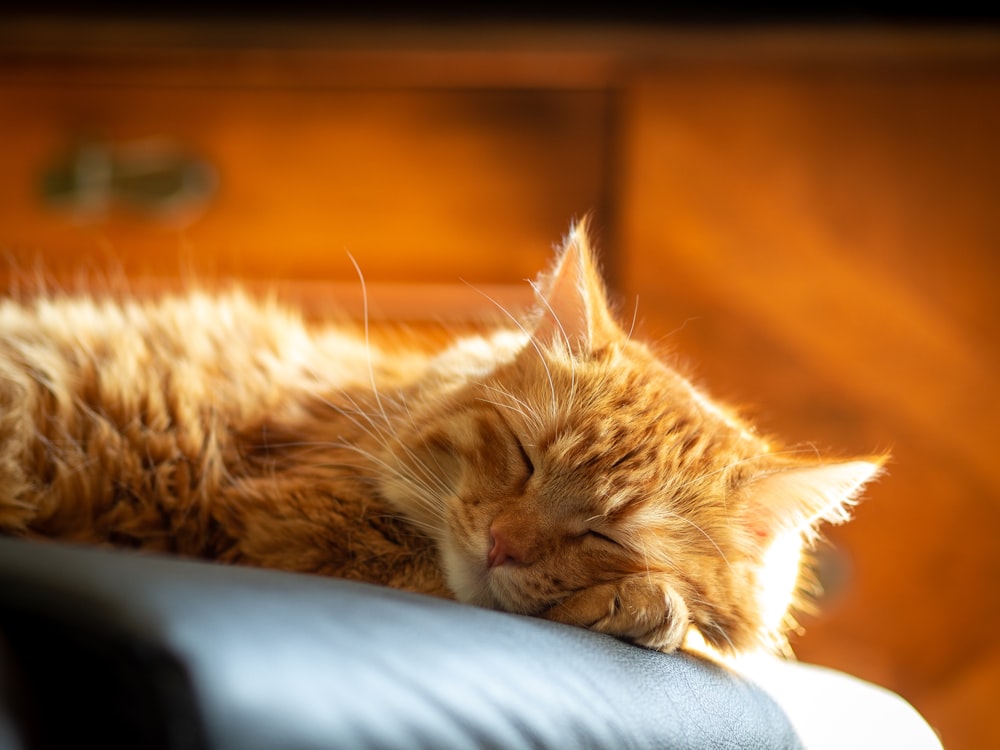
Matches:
[41,138,218,223]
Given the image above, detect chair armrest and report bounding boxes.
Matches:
[0,538,933,749]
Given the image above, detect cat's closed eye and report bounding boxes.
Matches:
[514,436,535,480]
[583,528,621,547]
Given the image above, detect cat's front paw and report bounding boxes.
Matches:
[542,576,690,652]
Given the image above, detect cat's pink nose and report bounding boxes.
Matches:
[487,523,516,568]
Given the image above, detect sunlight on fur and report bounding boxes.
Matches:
[0,219,886,657]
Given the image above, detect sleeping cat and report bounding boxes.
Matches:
[0,221,883,656]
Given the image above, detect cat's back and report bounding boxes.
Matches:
[0,290,393,539]
[0,290,379,415]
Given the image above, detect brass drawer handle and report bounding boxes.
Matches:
[41,138,218,223]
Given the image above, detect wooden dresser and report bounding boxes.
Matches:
[0,21,618,317]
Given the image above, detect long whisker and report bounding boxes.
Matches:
[338,440,447,520]
[625,295,640,345]
[461,279,558,416]
[661,510,734,573]
[302,387,444,507]
[311,391,395,454]
[699,618,737,653]
[345,252,391,429]
[369,514,443,539]
[475,397,531,417]
[396,391,454,497]
[310,383,454,517]
[321,390,437,495]
[477,383,544,431]
[527,278,577,411]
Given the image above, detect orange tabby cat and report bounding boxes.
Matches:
[0,221,883,655]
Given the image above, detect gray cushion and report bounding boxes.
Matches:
[0,536,808,749]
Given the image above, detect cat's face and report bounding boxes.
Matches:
[379,223,883,654]
[434,336,770,650]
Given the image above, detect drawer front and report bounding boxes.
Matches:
[0,80,610,311]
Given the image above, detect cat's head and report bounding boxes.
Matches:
[380,220,884,654]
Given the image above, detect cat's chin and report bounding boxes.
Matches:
[439,537,492,607]
[439,538,541,615]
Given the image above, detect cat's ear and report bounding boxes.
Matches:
[739,458,886,546]
[529,218,619,354]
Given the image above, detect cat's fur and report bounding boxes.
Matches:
[0,222,884,655]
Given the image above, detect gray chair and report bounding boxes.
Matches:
[0,538,939,749]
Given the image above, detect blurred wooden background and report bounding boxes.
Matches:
[1,18,998,748]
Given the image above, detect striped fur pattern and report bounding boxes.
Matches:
[0,222,883,654]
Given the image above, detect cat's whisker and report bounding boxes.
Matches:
[461,280,558,417]
[699,618,737,653]
[313,392,397,456]
[477,383,544,432]
[345,252,393,432]
[363,458,444,516]
[624,296,640,346]
[325,382,453,498]
[246,438,341,451]
[527,278,576,415]
[313,386,454,510]
[315,390,429,482]
[370,513,442,539]
[639,540,662,584]
[626,533,684,580]
[474,397,538,425]
[396,392,455,497]
[659,510,734,573]
[336,440,447,520]
[373,401,454,501]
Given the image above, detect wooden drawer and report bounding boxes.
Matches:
[0,48,612,317]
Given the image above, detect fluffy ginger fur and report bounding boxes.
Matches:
[0,222,884,655]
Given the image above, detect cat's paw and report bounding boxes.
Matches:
[542,576,690,652]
